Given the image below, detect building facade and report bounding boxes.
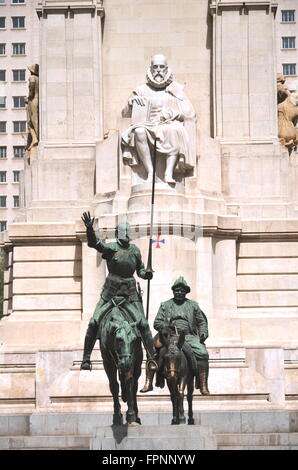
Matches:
[0,0,39,232]
[276,0,298,92]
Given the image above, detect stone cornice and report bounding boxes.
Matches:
[36,0,104,18]
[210,0,277,15]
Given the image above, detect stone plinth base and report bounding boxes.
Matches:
[90,424,217,450]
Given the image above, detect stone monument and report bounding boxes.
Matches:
[0,0,297,428]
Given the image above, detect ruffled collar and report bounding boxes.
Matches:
[146,68,174,89]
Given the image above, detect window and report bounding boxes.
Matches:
[12,0,25,3]
[0,44,5,55]
[0,171,6,183]
[0,1,5,4]
[0,17,5,29]
[0,221,7,232]
[282,37,296,49]
[13,146,25,158]
[283,63,297,76]
[282,10,295,22]
[13,170,20,182]
[0,70,5,81]
[12,69,25,81]
[0,96,5,108]
[0,196,6,208]
[13,195,19,208]
[0,146,6,158]
[12,43,25,55]
[12,17,25,28]
[13,96,25,108]
[0,121,6,133]
[13,121,26,133]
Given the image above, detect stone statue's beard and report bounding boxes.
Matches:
[146,68,173,89]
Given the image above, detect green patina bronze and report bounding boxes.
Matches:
[140,276,210,397]
[80,212,156,424]
[99,304,143,425]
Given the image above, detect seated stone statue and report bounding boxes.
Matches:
[121,54,196,184]
[140,276,210,395]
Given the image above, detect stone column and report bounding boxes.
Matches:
[37,0,104,143]
[210,0,277,140]
[26,1,105,222]
[210,1,294,218]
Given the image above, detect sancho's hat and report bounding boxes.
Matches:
[171,276,191,293]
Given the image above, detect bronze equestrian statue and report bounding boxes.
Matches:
[80,212,157,423]
[141,276,210,396]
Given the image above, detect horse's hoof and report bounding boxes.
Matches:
[188,419,195,425]
[127,421,141,427]
[179,418,186,425]
[80,360,92,371]
[171,420,179,425]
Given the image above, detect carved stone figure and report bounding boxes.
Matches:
[277,73,291,104]
[140,276,210,396]
[121,54,196,184]
[278,93,298,152]
[80,212,157,388]
[24,64,39,151]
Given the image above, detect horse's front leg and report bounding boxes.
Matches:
[178,379,187,424]
[103,357,123,425]
[124,372,138,425]
[187,376,195,425]
[167,380,179,425]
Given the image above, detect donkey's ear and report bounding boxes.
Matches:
[159,328,169,347]
[178,331,185,349]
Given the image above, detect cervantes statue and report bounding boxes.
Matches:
[121,54,196,184]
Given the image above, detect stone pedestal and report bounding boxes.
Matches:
[91,424,217,450]
[0,0,298,418]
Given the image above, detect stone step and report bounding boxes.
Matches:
[216,432,298,450]
[1,410,298,436]
[218,445,298,450]
[216,432,298,446]
[0,435,90,450]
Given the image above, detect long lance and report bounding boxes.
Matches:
[145,137,157,321]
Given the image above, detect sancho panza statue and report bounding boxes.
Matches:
[121,54,196,184]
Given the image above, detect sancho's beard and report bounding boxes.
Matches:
[146,67,173,89]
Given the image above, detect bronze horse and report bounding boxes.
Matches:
[159,327,195,425]
[100,311,143,425]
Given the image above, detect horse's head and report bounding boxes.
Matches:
[110,319,138,373]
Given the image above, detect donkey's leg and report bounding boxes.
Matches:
[178,379,187,424]
[103,358,123,425]
[187,377,195,425]
[168,381,179,425]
